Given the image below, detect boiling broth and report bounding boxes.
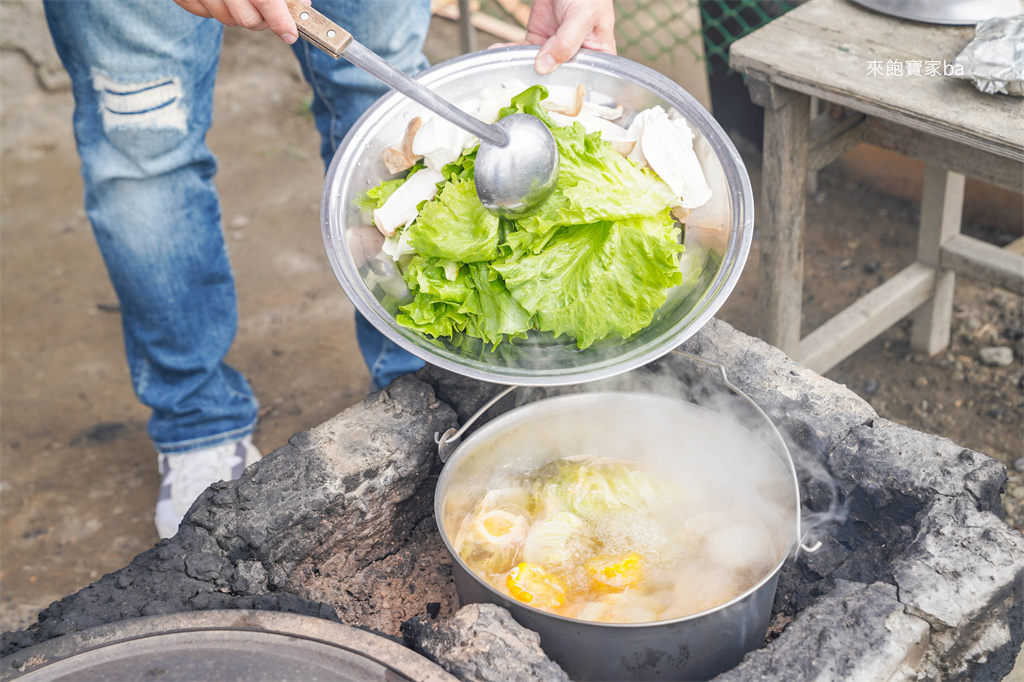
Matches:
[452,455,785,623]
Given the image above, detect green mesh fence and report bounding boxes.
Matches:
[615,0,705,64]
[700,0,799,73]
[476,0,798,74]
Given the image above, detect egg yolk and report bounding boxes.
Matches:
[507,562,566,608]
[586,552,643,590]
[482,514,514,537]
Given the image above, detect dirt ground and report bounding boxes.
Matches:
[2,14,1022,644]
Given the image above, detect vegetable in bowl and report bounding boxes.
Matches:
[356,83,712,350]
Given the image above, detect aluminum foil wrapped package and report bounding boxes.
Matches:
[954,15,1024,96]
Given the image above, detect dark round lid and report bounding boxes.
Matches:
[2,610,456,682]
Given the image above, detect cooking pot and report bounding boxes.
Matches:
[434,356,811,681]
[848,0,1024,24]
[321,47,753,386]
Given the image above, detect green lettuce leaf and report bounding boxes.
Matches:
[498,84,558,127]
[408,177,499,263]
[440,148,477,182]
[515,118,675,236]
[463,263,533,345]
[493,215,684,349]
[396,256,473,339]
[397,258,531,346]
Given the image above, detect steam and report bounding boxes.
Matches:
[444,364,802,618]
[499,356,850,559]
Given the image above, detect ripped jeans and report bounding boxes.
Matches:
[43,0,427,455]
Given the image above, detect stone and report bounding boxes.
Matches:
[716,581,930,682]
[988,290,1016,312]
[0,376,459,656]
[404,604,570,682]
[231,560,268,596]
[892,497,1024,678]
[1015,458,1024,473]
[914,376,929,388]
[828,419,1006,512]
[980,346,1014,367]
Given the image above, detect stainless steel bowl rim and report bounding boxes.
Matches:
[433,391,800,629]
[321,46,754,387]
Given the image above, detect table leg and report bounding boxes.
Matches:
[911,166,964,354]
[755,83,810,355]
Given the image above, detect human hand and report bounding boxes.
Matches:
[173,0,310,44]
[493,0,616,75]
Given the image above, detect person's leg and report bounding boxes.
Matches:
[291,0,430,389]
[44,0,260,536]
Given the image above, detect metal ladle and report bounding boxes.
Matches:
[286,0,559,219]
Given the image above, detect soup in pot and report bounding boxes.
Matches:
[450,454,785,623]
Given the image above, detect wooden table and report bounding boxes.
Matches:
[730,0,1024,374]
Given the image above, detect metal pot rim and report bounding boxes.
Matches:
[433,391,800,628]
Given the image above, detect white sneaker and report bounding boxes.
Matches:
[154,436,262,539]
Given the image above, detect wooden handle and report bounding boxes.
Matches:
[285,0,352,58]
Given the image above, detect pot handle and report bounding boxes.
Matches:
[670,349,822,556]
[436,384,519,463]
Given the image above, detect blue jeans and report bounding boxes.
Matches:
[44,0,427,455]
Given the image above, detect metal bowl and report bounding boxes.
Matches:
[321,47,753,386]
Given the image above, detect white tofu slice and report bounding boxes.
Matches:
[634,106,712,209]
[476,79,529,123]
[625,110,649,167]
[412,114,478,171]
[372,168,444,237]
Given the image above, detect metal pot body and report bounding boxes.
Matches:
[434,392,800,681]
[321,47,754,386]
[451,560,779,681]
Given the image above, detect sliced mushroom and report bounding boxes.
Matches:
[543,83,586,116]
[382,116,424,174]
[579,101,624,121]
[639,108,711,209]
[611,139,637,156]
[382,147,418,174]
[671,206,691,223]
